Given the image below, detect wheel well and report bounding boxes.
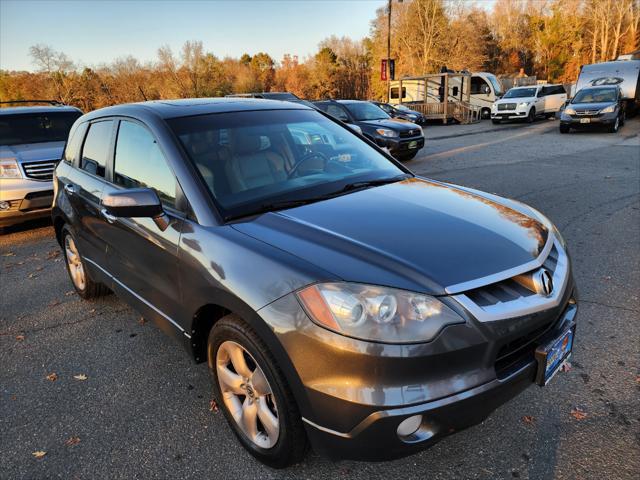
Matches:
[53,216,65,246]
[191,304,231,363]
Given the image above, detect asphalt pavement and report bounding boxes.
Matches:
[1,117,639,480]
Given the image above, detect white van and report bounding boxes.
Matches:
[389,72,504,119]
[491,84,567,123]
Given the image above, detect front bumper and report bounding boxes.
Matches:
[491,110,528,120]
[0,178,54,227]
[560,112,618,128]
[381,136,425,154]
[258,279,577,461]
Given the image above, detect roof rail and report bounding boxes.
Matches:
[0,99,65,106]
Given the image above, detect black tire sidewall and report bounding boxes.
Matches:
[528,108,536,123]
[208,317,303,468]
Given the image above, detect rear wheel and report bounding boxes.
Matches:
[527,108,536,123]
[62,226,109,299]
[208,315,307,468]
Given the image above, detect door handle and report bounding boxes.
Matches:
[100,208,117,224]
[64,184,77,195]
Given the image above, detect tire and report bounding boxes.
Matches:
[491,119,501,124]
[559,124,570,134]
[208,314,307,468]
[61,226,109,299]
[481,108,491,119]
[608,115,620,133]
[527,108,536,123]
[395,151,418,162]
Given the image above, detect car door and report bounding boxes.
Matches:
[100,118,186,332]
[535,87,548,113]
[63,119,116,271]
[549,86,567,112]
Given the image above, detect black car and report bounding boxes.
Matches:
[52,98,577,468]
[313,100,424,161]
[559,86,625,133]
[371,101,426,125]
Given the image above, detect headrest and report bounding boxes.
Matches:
[234,132,262,155]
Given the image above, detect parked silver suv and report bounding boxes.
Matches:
[0,101,82,229]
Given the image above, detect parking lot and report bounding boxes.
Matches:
[1,117,639,479]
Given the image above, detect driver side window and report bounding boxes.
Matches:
[326,105,350,122]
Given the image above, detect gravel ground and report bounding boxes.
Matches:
[1,117,639,480]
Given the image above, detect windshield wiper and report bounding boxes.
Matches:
[224,174,412,221]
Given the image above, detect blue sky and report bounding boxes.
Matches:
[0,0,387,71]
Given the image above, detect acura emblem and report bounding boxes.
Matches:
[533,269,554,297]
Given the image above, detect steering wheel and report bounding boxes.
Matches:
[287,151,330,178]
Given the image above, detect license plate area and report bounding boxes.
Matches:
[580,118,591,123]
[534,325,575,386]
[408,140,418,149]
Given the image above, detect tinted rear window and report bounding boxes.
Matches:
[0,111,81,146]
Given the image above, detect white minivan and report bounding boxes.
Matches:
[491,84,567,123]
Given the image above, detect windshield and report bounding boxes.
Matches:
[394,104,414,113]
[168,109,405,219]
[572,88,617,103]
[0,111,81,146]
[486,75,504,96]
[503,88,536,99]
[344,102,390,121]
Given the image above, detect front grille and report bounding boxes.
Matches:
[21,160,58,181]
[574,109,600,116]
[498,103,517,111]
[399,129,421,138]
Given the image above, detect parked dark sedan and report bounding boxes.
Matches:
[52,98,577,468]
[313,99,424,161]
[371,101,426,125]
[560,86,625,133]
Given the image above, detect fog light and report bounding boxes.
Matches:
[0,201,10,211]
[397,414,422,437]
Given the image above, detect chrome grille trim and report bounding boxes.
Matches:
[452,239,569,322]
[445,233,555,295]
[21,160,58,181]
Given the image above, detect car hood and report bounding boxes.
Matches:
[569,102,614,111]
[232,178,548,295]
[495,96,536,104]
[358,118,419,131]
[0,141,65,163]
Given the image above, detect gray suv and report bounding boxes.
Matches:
[52,98,577,467]
[0,102,82,228]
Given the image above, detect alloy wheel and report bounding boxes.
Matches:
[216,340,280,449]
[64,235,86,291]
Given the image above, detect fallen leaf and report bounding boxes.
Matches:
[46,250,60,259]
[209,399,219,413]
[28,273,38,279]
[570,407,587,421]
[561,362,572,372]
[65,436,80,446]
[32,450,46,459]
[73,374,88,381]
[10,395,17,401]
[48,300,61,308]
[522,415,535,425]
[635,375,640,384]
[15,335,25,341]
[138,317,147,325]
[2,251,16,257]
[35,266,44,271]
[89,309,96,314]
[65,291,75,296]
[46,373,58,382]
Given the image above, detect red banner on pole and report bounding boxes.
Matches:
[381,59,387,81]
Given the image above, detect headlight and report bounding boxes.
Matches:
[0,158,22,179]
[517,102,530,109]
[599,105,616,114]
[376,128,398,138]
[297,283,464,343]
[564,107,576,115]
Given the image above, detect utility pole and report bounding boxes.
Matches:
[387,0,392,103]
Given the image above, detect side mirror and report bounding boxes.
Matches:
[102,188,169,230]
[482,85,491,95]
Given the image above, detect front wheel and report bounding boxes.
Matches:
[491,118,501,124]
[527,108,536,123]
[395,151,418,162]
[208,315,307,468]
[481,108,491,119]
[559,124,570,134]
[608,115,620,133]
